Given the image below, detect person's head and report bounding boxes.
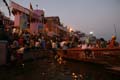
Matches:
[112,35,116,40]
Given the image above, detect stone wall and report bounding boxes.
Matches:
[0,41,8,65]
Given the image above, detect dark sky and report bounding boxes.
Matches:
[0,0,120,42]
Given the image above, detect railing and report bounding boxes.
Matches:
[57,48,120,66]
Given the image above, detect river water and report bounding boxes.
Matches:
[0,54,120,80]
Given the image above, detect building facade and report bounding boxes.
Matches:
[0,11,14,29]
[11,1,44,34]
[10,1,68,37]
[45,16,67,37]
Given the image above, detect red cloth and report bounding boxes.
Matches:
[18,38,24,46]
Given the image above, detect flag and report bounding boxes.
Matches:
[30,2,33,11]
[29,2,33,23]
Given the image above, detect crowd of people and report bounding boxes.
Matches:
[76,36,120,49]
[5,29,119,63]
[0,20,120,66]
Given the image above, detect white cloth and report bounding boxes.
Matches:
[17,47,25,54]
[81,44,87,49]
[60,41,66,48]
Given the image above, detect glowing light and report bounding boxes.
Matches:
[90,31,93,34]
[69,28,73,32]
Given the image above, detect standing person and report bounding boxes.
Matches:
[108,36,119,48]
[46,40,52,50]
[100,38,107,48]
[16,45,25,67]
[30,39,35,49]
[63,43,68,50]
[96,39,101,48]
[10,39,19,63]
[23,31,30,47]
[52,40,57,50]
[35,39,40,49]
[60,40,66,49]
[18,36,24,47]
[81,41,87,49]
[77,41,82,48]
[41,36,46,49]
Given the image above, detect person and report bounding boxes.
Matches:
[84,44,92,58]
[16,45,25,67]
[62,43,68,50]
[10,39,19,64]
[96,39,101,48]
[35,40,40,49]
[18,36,24,47]
[52,40,57,49]
[81,41,87,49]
[100,38,107,48]
[77,41,82,48]
[60,40,66,49]
[108,36,119,48]
[41,37,46,49]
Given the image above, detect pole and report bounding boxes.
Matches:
[3,0,11,16]
[114,24,117,38]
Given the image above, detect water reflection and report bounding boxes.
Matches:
[0,56,120,80]
[55,56,119,80]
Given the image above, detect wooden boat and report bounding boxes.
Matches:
[57,48,120,66]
